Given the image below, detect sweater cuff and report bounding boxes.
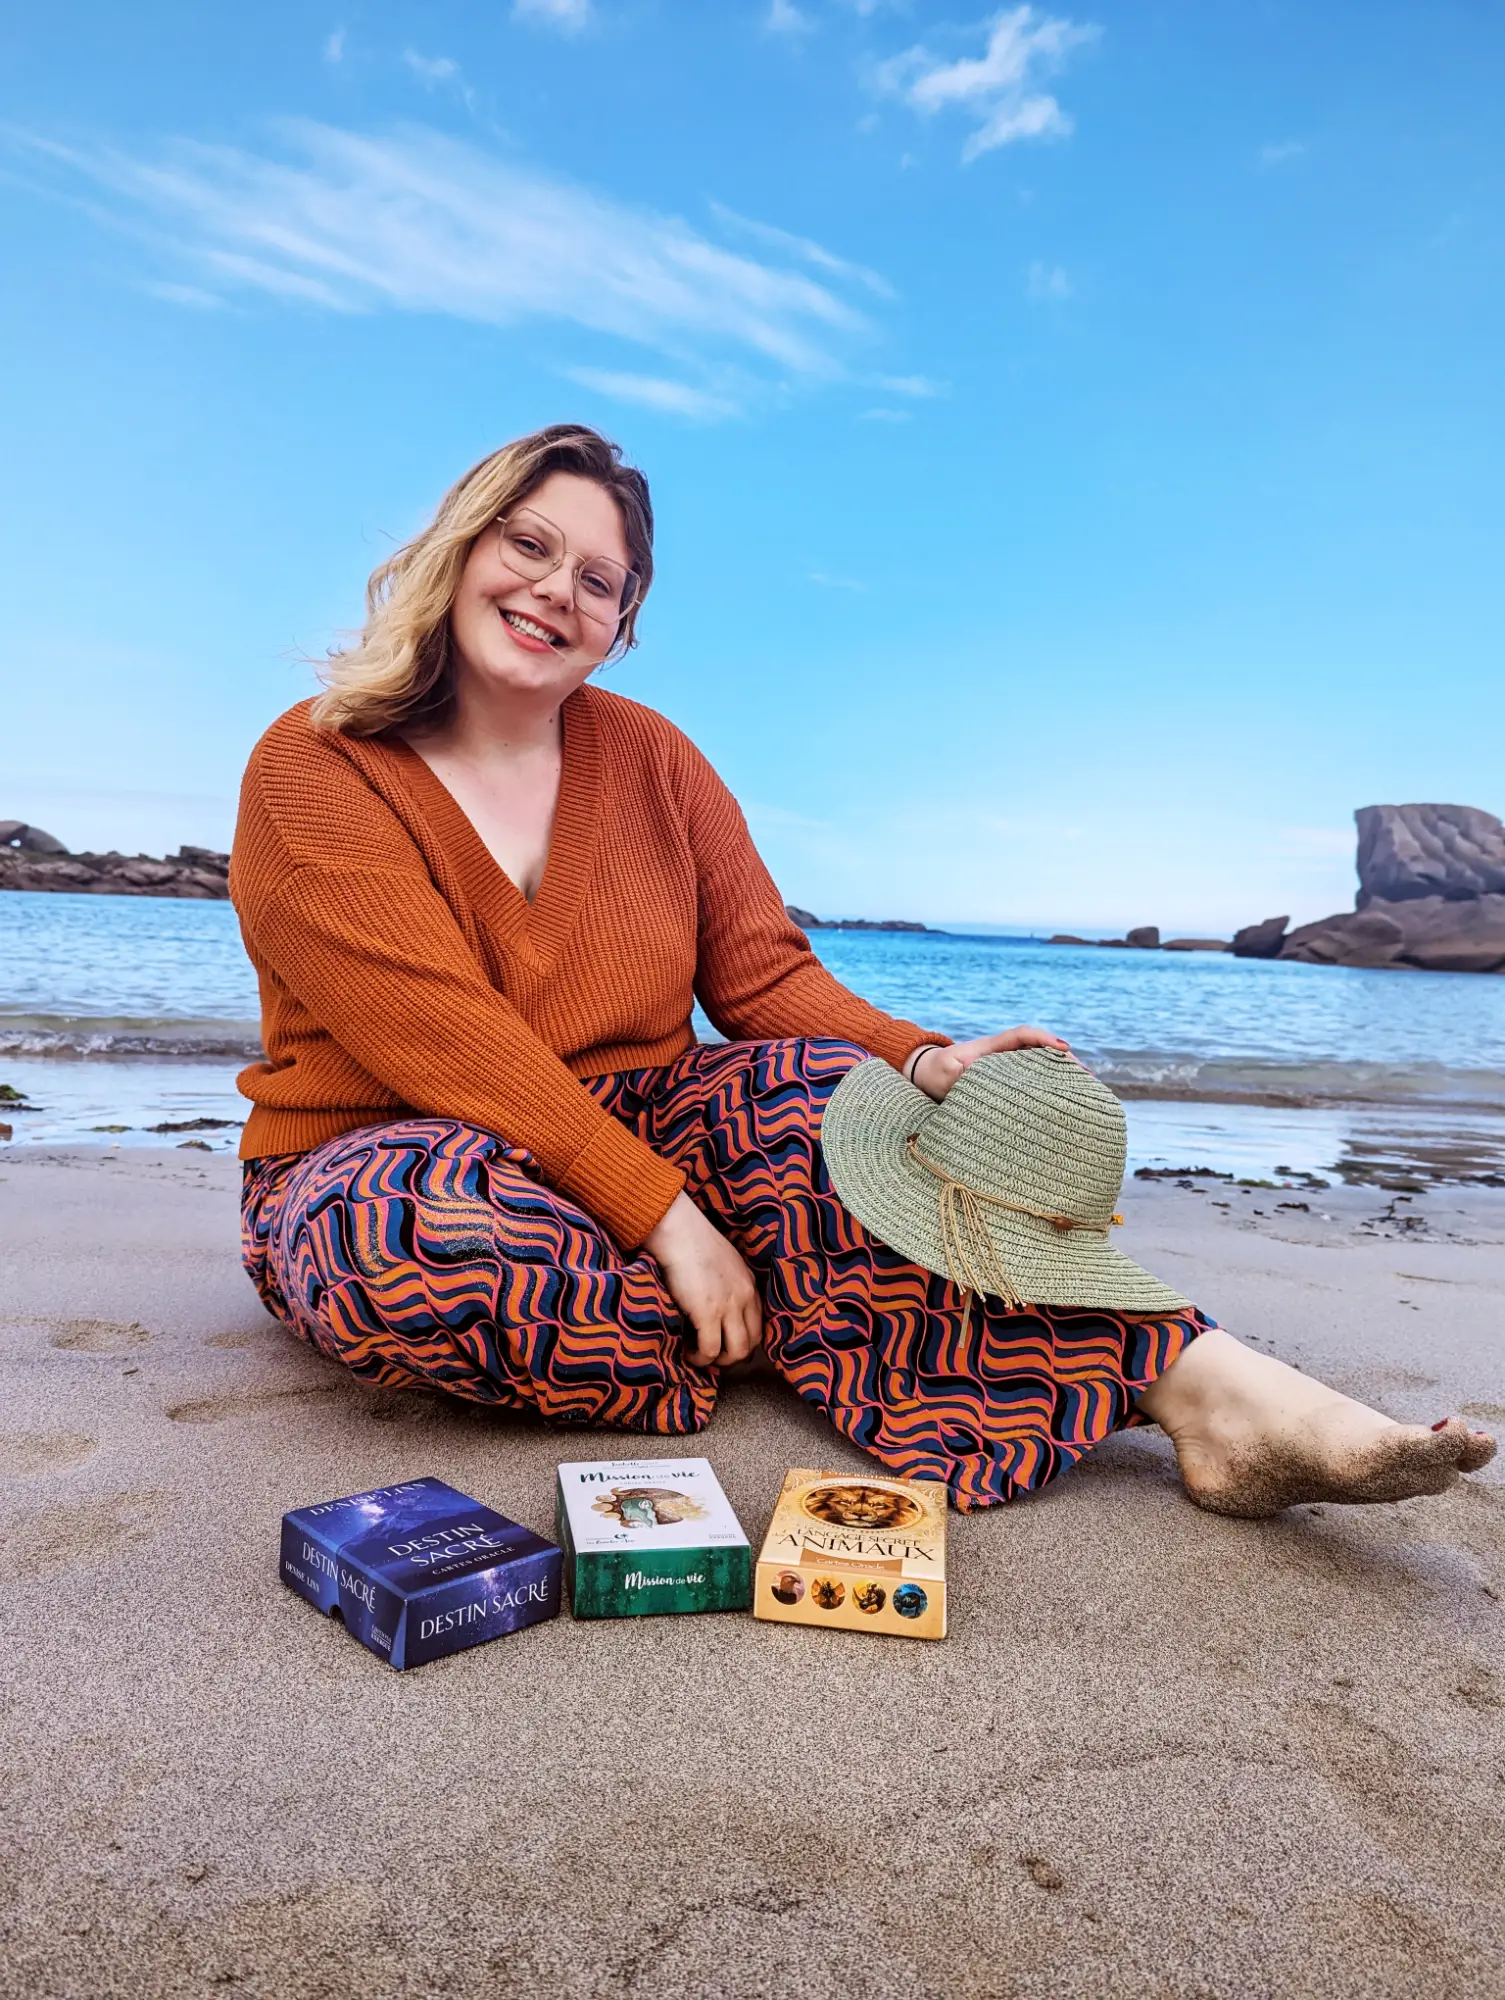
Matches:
[555,1118,686,1250]
[865,1021,952,1070]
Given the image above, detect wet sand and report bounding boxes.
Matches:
[1,1147,1502,1998]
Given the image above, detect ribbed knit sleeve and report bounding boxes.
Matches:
[676,743,949,1067]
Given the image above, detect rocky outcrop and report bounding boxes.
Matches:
[1356,803,1505,904]
[1049,930,1230,951]
[1096,926,1161,949]
[0,820,69,856]
[0,830,231,899]
[784,905,937,934]
[1277,806,1505,973]
[1285,894,1505,974]
[1232,916,1289,958]
[1281,908,1407,969]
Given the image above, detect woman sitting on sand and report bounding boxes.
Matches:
[232,423,1494,1514]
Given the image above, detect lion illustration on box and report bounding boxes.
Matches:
[800,1482,922,1530]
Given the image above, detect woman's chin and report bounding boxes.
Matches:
[460,647,595,703]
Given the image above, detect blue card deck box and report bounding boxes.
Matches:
[279,1477,562,1669]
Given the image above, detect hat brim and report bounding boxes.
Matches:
[821,1059,1192,1315]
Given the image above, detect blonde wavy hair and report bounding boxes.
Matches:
[312,423,654,737]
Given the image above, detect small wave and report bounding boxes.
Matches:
[0,1015,264,1060]
[1087,1049,1505,1112]
[5,1016,1504,1116]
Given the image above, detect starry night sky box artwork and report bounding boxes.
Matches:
[280,1478,562,1669]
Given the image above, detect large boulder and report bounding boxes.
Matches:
[1281,908,1407,968]
[1356,803,1505,904]
[1375,893,1505,974]
[1125,925,1160,949]
[1232,915,1289,958]
[1281,895,1505,974]
[0,821,69,855]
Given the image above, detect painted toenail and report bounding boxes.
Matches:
[1431,1419,1450,1431]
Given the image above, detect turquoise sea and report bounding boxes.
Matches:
[3,891,1504,1183]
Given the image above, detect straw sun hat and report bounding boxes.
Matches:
[822,1047,1190,1314]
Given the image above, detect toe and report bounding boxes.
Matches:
[1446,1421,1498,1474]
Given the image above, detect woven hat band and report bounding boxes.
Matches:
[905,1136,1110,1305]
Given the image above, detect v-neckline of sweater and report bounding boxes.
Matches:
[390,684,603,968]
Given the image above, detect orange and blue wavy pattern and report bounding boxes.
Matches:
[241,1038,1211,1510]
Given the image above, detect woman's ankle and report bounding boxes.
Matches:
[1136,1327,1257,1436]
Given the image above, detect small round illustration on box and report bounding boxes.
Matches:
[799,1482,922,1530]
[892,1584,928,1620]
[593,1486,707,1529]
[852,1581,886,1615]
[771,1571,805,1605]
[810,1577,846,1610]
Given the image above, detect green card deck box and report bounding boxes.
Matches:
[555,1457,752,1618]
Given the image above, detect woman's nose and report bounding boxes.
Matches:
[533,561,576,610]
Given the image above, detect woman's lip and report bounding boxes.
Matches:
[498,607,566,653]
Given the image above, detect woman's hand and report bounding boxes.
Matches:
[643,1190,764,1368]
[905,1026,1071,1104]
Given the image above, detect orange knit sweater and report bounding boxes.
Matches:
[230,688,942,1246]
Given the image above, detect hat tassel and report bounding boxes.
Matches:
[937,1180,1025,1311]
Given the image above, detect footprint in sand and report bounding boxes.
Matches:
[204,1328,279,1350]
[1453,1666,1504,1711]
[166,1385,342,1425]
[4,1432,97,1477]
[1460,1401,1505,1424]
[0,1490,167,1581]
[50,1319,153,1353]
[1018,1854,1066,1892]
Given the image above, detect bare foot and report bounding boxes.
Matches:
[1138,1330,1497,1520]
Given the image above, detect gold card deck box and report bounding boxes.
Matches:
[753,1468,947,1640]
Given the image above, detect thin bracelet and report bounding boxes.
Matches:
[907,1045,937,1085]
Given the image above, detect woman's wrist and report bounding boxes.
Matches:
[904,1044,938,1085]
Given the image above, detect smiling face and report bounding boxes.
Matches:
[448,470,634,707]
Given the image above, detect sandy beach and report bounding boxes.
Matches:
[2,1146,1502,1999]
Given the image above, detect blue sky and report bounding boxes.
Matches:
[3,0,1502,932]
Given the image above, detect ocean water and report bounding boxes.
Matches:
[3,890,1504,1181]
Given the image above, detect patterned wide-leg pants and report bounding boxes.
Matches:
[241,1038,1211,1510]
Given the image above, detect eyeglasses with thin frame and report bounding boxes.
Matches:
[495,506,641,626]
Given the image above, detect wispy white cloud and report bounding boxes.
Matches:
[874,6,1099,162]
[767,0,813,32]
[859,406,910,422]
[10,122,883,395]
[400,49,474,109]
[875,372,944,397]
[1258,139,1305,168]
[142,279,228,310]
[808,572,864,591]
[324,28,346,64]
[402,49,461,86]
[708,201,894,299]
[565,368,740,421]
[1025,259,1070,300]
[513,0,591,32]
